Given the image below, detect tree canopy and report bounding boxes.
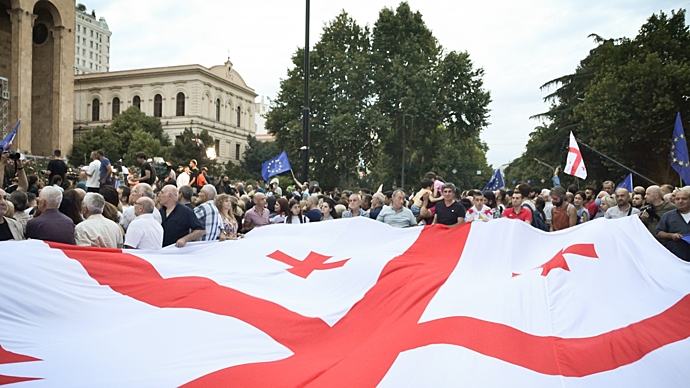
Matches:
[266,2,492,190]
[508,9,690,187]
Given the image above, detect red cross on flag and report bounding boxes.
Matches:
[1,217,690,386]
[564,131,587,179]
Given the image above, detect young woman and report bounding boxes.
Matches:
[271,197,290,224]
[320,197,339,221]
[285,198,310,224]
[216,194,239,240]
[573,191,590,224]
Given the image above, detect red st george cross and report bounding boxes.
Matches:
[4,227,687,387]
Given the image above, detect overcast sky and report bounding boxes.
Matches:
[84,0,685,168]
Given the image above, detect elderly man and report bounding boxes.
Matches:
[377,189,417,228]
[657,188,690,261]
[124,197,163,249]
[26,186,74,244]
[159,185,205,247]
[640,185,676,235]
[369,192,385,220]
[0,188,24,241]
[120,183,161,231]
[342,194,369,218]
[178,185,194,209]
[194,185,222,241]
[605,188,641,219]
[243,192,270,231]
[602,180,616,196]
[75,193,123,248]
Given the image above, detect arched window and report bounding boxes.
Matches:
[176,92,185,116]
[133,95,141,110]
[215,99,221,121]
[153,94,162,118]
[112,97,120,117]
[92,98,100,121]
[236,106,241,127]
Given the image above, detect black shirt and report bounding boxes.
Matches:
[140,162,155,185]
[47,159,68,182]
[189,168,200,189]
[657,210,690,261]
[435,200,466,225]
[0,220,13,241]
[160,203,204,247]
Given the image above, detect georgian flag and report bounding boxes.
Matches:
[564,131,587,179]
[1,217,690,387]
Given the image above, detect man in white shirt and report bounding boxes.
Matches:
[176,167,190,188]
[124,197,163,249]
[120,183,162,231]
[85,151,101,193]
[465,191,493,222]
[75,193,123,248]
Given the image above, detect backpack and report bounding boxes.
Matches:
[523,204,549,232]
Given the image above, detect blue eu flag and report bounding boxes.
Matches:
[616,173,633,193]
[671,112,690,185]
[261,151,292,182]
[482,168,504,193]
[0,119,20,151]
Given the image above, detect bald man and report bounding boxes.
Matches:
[158,185,205,247]
[641,185,676,235]
[124,197,163,249]
[243,192,270,231]
[605,188,640,219]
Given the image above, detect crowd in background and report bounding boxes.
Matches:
[1,149,688,261]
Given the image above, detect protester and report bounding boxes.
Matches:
[482,191,501,220]
[343,194,369,218]
[178,185,194,209]
[96,149,113,186]
[369,193,385,220]
[177,167,190,188]
[25,187,75,244]
[188,159,201,192]
[131,152,155,185]
[194,185,222,241]
[60,189,85,225]
[584,187,599,219]
[244,192,270,231]
[9,191,30,230]
[45,149,68,187]
[595,195,616,219]
[432,183,465,226]
[164,162,176,186]
[640,185,676,235]
[0,188,24,241]
[285,198,309,224]
[573,191,589,224]
[271,197,289,224]
[159,185,205,247]
[216,194,239,240]
[605,188,641,219]
[656,188,690,261]
[304,196,323,222]
[124,197,163,249]
[377,189,417,228]
[632,193,645,210]
[75,193,123,248]
[119,186,131,211]
[85,151,101,193]
[602,180,615,196]
[550,186,577,231]
[410,179,433,217]
[320,197,339,221]
[502,191,532,224]
[465,191,493,222]
[121,183,161,231]
[362,194,373,212]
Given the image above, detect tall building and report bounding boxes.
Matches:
[0,0,75,156]
[254,95,274,142]
[73,60,257,164]
[74,5,111,75]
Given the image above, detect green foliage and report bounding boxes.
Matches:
[509,9,690,187]
[241,135,279,179]
[69,107,171,167]
[266,3,492,191]
[168,128,222,178]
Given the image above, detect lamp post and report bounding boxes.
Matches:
[302,0,310,183]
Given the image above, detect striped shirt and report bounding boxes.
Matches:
[194,201,222,241]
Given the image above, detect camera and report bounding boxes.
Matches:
[8,151,20,160]
[640,204,656,219]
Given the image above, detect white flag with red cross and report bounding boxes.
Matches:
[564,131,587,179]
[1,217,689,387]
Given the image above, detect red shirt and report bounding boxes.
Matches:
[585,201,599,219]
[502,206,532,222]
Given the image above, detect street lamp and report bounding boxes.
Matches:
[302,0,310,183]
[206,147,217,160]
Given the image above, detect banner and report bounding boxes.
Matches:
[1,218,689,386]
[564,131,587,179]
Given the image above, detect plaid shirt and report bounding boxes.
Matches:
[194,201,222,241]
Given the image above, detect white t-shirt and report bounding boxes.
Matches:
[465,204,493,222]
[124,213,164,250]
[86,160,101,188]
[121,205,162,231]
[682,212,690,224]
[177,172,190,188]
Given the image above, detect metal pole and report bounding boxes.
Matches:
[577,140,658,185]
[401,114,405,190]
[301,0,310,183]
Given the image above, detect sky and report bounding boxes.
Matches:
[84,0,686,168]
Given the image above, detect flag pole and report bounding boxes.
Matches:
[577,140,658,185]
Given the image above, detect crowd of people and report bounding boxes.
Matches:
[1,150,688,261]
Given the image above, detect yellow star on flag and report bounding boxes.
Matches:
[674,157,678,162]
[675,138,679,142]
[682,134,685,139]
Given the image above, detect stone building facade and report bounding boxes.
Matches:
[74,7,111,75]
[73,60,257,164]
[0,0,75,156]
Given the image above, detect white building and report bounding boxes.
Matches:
[73,60,257,164]
[254,95,274,141]
[74,6,111,75]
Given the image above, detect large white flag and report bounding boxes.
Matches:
[564,131,588,179]
[1,217,689,387]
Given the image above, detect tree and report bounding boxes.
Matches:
[241,135,279,180]
[69,106,171,167]
[509,9,690,186]
[169,128,221,177]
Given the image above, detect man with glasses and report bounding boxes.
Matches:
[159,185,205,247]
[342,194,369,218]
[124,197,163,249]
[0,189,24,241]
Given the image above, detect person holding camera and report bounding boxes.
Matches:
[641,185,675,236]
[0,151,28,193]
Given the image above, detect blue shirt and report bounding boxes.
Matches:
[99,157,112,184]
[194,201,222,241]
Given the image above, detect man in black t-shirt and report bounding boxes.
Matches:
[433,182,466,227]
[189,159,201,191]
[45,150,68,186]
[131,152,155,186]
